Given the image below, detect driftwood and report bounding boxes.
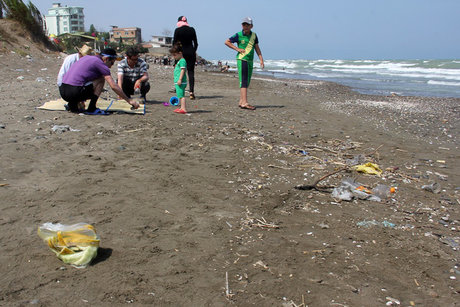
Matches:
[295,167,349,192]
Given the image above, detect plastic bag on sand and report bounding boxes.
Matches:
[37,223,100,268]
[332,177,382,202]
[353,162,382,176]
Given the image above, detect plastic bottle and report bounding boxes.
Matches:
[372,184,396,198]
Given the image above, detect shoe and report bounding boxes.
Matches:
[84,108,109,115]
[173,108,187,114]
[140,95,147,103]
[239,104,256,110]
[190,93,196,100]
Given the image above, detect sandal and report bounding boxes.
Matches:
[190,93,196,100]
[239,104,256,110]
[84,108,109,115]
[173,108,187,114]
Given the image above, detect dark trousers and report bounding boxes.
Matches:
[59,83,95,112]
[121,77,150,97]
[183,54,196,93]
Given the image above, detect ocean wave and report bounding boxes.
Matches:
[211,58,460,98]
[427,80,460,86]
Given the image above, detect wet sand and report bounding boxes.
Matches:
[0,48,459,306]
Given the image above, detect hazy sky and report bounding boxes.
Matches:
[34,0,460,60]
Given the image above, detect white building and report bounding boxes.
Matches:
[44,3,85,36]
[151,35,172,48]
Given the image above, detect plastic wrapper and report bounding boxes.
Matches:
[332,177,383,202]
[353,162,382,176]
[37,222,100,268]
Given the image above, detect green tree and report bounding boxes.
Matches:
[2,0,43,34]
[0,1,4,18]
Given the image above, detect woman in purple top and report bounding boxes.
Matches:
[59,48,139,114]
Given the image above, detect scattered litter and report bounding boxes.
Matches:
[438,236,459,251]
[434,172,448,181]
[331,185,353,201]
[357,220,396,228]
[385,296,401,306]
[51,125,80,133]
[353,162,382,176]
[298,150,308,155]
[37,222,100,268]
[17,76,24,80]
[253,260,269,269]
[242,215,280,229]
[35,77,45,82]
[421,182,441,194]
[372,184,396,198]
[346,154,366,166]
[331,177,382,202]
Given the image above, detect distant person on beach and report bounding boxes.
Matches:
[59,48,139,114]
[170,43,188,114]
[117,47,150,102]
[225,17,264,110]
[57,44,93,87]
[173,16,198,100]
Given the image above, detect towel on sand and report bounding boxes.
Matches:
[38,98,145,115]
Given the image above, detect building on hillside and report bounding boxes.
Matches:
[110,26,142,44]
[44,3,85,36]
[150,35,172,48]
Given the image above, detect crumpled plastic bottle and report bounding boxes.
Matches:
[372,184,395,198]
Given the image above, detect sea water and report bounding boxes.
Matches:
[216,59,460,98]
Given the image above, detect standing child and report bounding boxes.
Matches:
[170,43,187,114]
[225,17,264,110]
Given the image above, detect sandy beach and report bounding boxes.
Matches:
[0,39,459,306]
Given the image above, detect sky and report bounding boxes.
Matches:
[34,0,460,60]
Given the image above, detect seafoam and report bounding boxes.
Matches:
[214,59,460,98]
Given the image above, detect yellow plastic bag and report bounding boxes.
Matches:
[37,223,100,268]
[353,162,382,176]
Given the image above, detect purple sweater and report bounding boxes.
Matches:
[62,55,111,86]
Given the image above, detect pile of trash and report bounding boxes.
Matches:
[331,177,395,202]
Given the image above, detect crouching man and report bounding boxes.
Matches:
[117,47,150,102]
[59,48,139,114]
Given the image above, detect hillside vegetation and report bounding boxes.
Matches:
[0,0,59,53]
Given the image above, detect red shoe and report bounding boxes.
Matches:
[174,108,187,114]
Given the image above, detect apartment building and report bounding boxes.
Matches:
[44,3,85,36]
[110,26,142,44]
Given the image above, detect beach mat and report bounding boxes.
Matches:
[38,98,145,115]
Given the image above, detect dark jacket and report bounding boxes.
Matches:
[173,26,198,57]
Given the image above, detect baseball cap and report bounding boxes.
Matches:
[242,17,253,25]
[101,48,118,58]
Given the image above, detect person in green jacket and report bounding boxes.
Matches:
[225,17,264,110]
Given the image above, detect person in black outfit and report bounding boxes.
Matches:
[173,16,198,99]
